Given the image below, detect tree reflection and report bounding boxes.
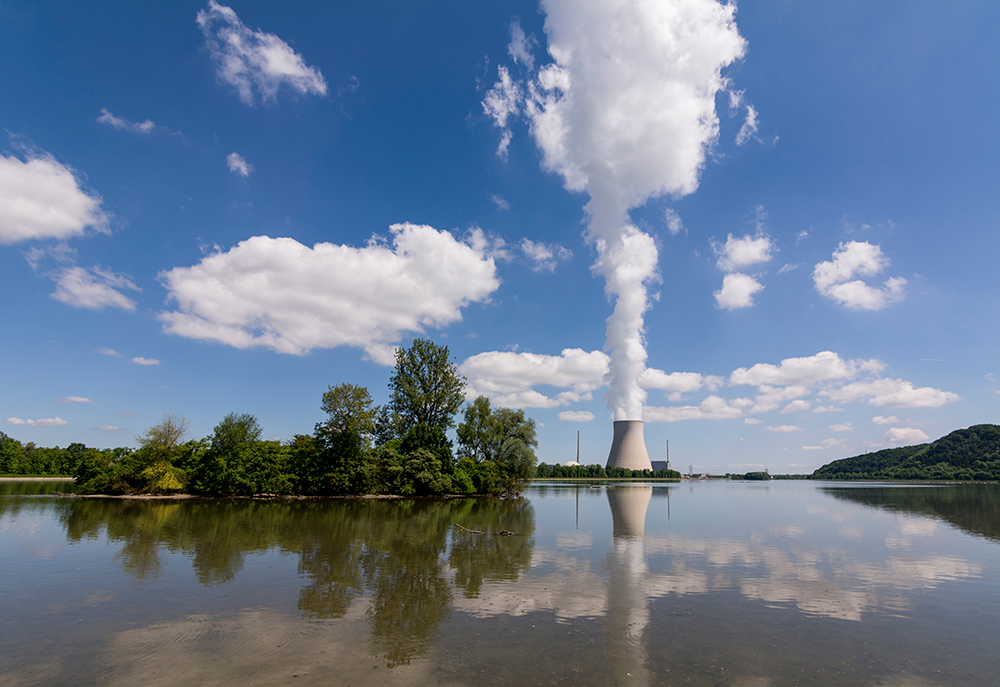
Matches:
[822,484,1000,542]
[53,495,536,667]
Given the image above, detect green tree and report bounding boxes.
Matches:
[306,383,378,495]
[0,431,23,474]
[389,339,465,433]
[456,396,493,462]
[192,413,291,496]
[136,413,189,455]
[456,397,539,494]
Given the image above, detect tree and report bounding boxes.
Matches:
[192,413,290,496]
[136,414,189,454]
[456,396,493,462]
[306,383,378,495]
[388,339,465,433]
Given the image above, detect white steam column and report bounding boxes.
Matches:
[606,420,652,471]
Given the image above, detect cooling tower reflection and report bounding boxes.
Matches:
[605,486,653,685]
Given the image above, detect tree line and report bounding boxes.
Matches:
[535,463,680,479]
[6,339,540,497]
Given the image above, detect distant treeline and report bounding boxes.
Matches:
[812,424,1000,481]
[4,340,541,498]
[535,463,681,479]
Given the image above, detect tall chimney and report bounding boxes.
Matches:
[605,420,652,471]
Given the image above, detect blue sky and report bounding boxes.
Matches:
[2,0,998,473]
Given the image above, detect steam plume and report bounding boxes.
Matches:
[486,0,746,419]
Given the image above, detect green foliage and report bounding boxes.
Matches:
[813,424,1000,480]
[389,339,465,433]
[743,472,771,481]
[456,396,539,493]
[191,413,292,496]
[534,463,682,479]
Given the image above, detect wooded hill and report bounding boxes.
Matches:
[813,424,1000,480]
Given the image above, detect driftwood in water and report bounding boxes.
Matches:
[454,523,518,536]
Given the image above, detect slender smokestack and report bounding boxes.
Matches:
[606,420,652,471]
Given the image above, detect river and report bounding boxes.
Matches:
[1,479,998,686]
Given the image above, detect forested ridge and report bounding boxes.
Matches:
[813,424,1000,480]
[2,340,541,497]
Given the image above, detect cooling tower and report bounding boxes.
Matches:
[606,420,652,471]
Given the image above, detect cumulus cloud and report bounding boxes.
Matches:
[56,397,91,404]
[5,417,67,426]
[802,445,824,451]
[98,348,124,357]
[50,266,140,311]
[766,425,803,433]
[885,427,930,444]
[507,19,537,70]
[131,357,160,366]
[813,241,906,310]
[639,369,721,394]
[99,425,126,432]
[645,395,750,423]
[160,223,500,362]
[97,109,157,134]
[558,410,594,423]
[714,272,764,310]
[730,351,882,387]
[781,400,811,414]
[0,148,109,245]
[664,208,685,236]
[743,417,762,425]
[829,423,854,432]
[462,348,608,408]
[811,405,843,413]
[735,104,759,146]
[197,1,327,105]
[822,378,961,408]
[713,233,775,271]
[872,415,899,425]
[491,194,510,211]
[521,238,572,272]
[749,385,808,414]
[227,152,253,177]
[484,0,747,421]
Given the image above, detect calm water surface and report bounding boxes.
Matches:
[2,480,999,686]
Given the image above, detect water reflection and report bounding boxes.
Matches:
[822,483,1000,542]
[5,483,1000,686]
[56,496,535,667]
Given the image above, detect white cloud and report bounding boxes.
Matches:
[56,397,91,404]
[749,385,809,414]
[644,395,750,423]
[97,108,156,134]
[161,224,500,361]
[482,66,522,159]
[462,348,608,404]
[99,425,126,432]
[521,238,572,272]
[777,263,800,275]
[664,208,685,236]
[713,234,776,271]
[491,194,510,211]
[744,418,763,425]
[639,370,713,394]
[197,1,327,105]
[0,149,109,245]
[812,241,906,310]
[507,19,537,70]
[885,427,930,444]
[821,438,843,447]
[98,348,124,358]
[986,373,997,382]
[227,152,253,177]
[872,415,899,425]
[50,266,140,312]
[796,230,810,244]
[766,425,803,433]
[730,351,882,387]
[131,357,161,366]
[801,445,824,451]
[811,405,843,413]
[558,411,594,423]
[822,378,961,408]
[714,272,764,310]
[5,417,67,427]
[735,104,759,146]
[781,400,811,414]
[829,423,853,432]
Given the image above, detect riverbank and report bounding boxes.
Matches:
[0,476,74,481]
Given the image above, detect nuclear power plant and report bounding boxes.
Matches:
[605,420,652,471]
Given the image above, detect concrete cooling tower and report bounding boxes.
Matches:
[606,420,652,471]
